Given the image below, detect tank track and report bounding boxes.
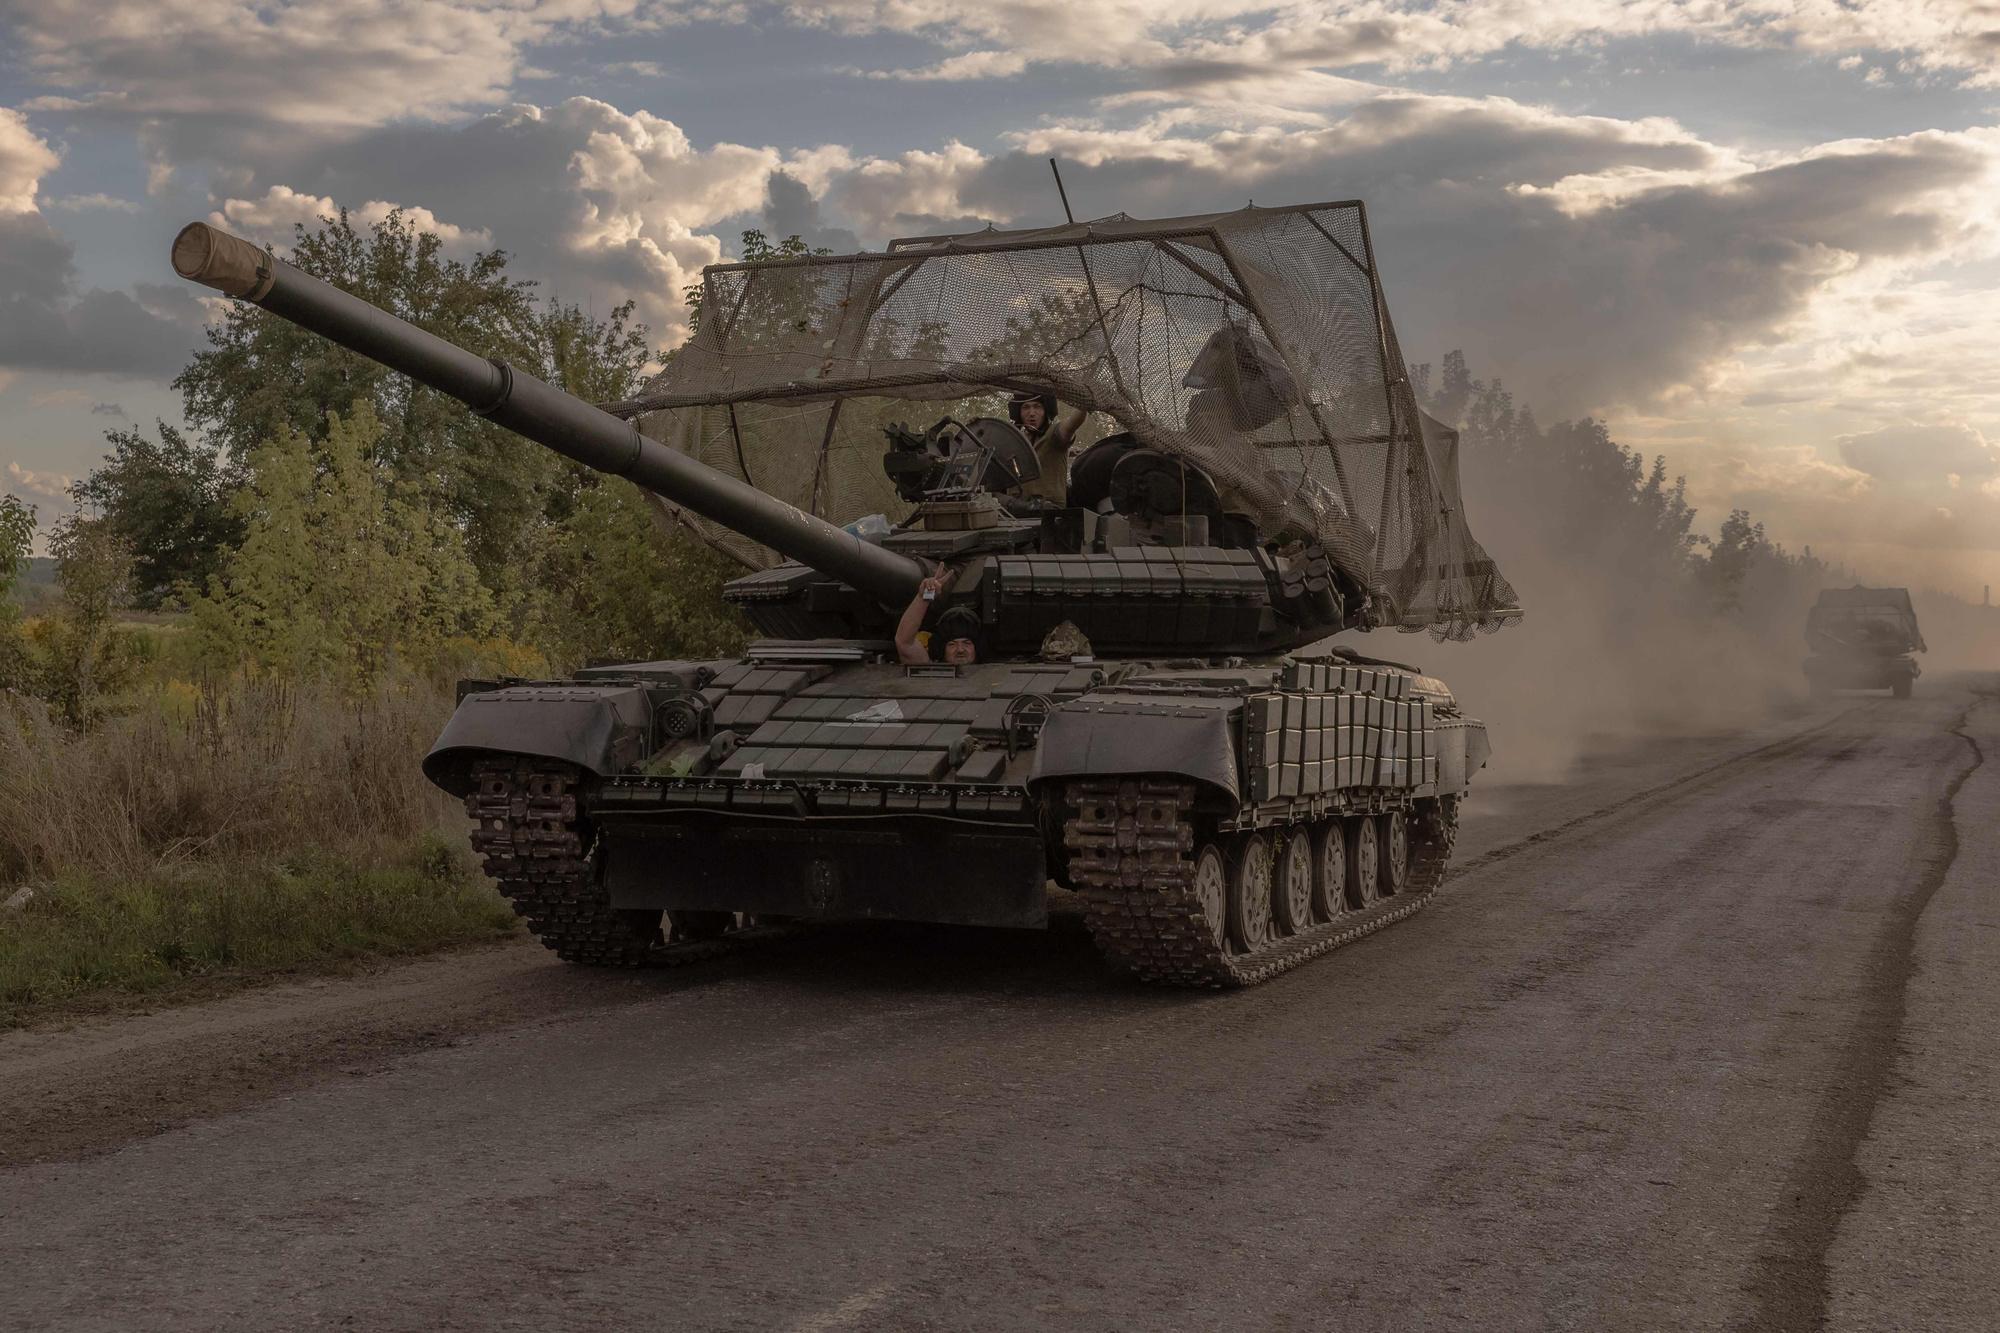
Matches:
[466,757,798,967]
[1063,778,1458,987]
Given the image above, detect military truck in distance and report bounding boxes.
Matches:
[1804,586,1925,699]
[170,200,1520,987]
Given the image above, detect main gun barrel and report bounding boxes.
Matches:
[170,221,925,605]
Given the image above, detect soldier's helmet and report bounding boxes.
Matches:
[1007,390,1058,428]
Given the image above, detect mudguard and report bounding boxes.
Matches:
[423,685,653,797]
[1029,695,1242,802]
[1436,719,1491,793]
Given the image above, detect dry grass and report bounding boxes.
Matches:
[0,676,520,1026]
[0,676,459,878]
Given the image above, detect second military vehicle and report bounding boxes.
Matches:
[1804,585,1925,698]
[171,199,1520,986]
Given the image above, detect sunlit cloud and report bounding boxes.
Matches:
[209,186,493,250]
[5,460,75,503]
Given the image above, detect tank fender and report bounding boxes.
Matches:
[1028,696,1241,803]
[423,684,653,797]
[1436,719,1491,793]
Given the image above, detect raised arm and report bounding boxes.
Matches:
[1053,405,1089,446]
[895,573,947,664]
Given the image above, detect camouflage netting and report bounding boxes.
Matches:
[621,202,1519,639]
[1806,586,1926,655]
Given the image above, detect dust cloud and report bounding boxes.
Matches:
[1410,507,1811,789]
[1371,407,1969,787]
[1400,453,2000,789]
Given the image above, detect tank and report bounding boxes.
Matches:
[1803,585,1925,699]
[171,202,1520,987]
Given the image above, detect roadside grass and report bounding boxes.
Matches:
[0,838,519,1028]
[0,668,529,1029]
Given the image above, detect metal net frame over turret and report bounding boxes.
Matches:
[613,200,1519,640]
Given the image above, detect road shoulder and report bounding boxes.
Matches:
[1825,687,1998,1330]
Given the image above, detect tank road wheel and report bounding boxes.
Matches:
[1191,841,1231,952]
[1310,819,1349,923]
[1378,811,1411,897]
[1273,828,1315,936]
[1063,779,1464,988]
[1345,815,1382,909]
[1226,833,1277,954]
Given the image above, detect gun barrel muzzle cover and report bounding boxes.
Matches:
[171,222,276,301]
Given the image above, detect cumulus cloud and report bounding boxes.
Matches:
[5,461,75,504]
[0,109,203,377]
[799,1,1251,78]
[11,0,1998,166]
[1838,421,2000,489]
[760,169,859,252]
[808,0,2000,106]
[7,0,629,131]
[197,98,833,340]
[821,140,993,238]
[210,185,492,250]
[0,108,61,213]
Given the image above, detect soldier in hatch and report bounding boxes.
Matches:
[1009,390,1089,504]
[895,573,982,666]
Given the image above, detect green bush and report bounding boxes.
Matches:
[0,845,517,1027]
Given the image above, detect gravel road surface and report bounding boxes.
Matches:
[2,672,1993,1332]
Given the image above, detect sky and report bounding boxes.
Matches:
[2,0,1998,596]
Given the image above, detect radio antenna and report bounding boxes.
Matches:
[1049,158,1078,224]
[1048,158,1128,405]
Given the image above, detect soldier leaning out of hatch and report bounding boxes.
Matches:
[895,573,982,665]
[1009,390,1088,504]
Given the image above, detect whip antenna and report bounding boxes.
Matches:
[1049,158,1078,224]
[1048,158,1129,410]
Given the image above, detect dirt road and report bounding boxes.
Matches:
[3,673,1993,1331]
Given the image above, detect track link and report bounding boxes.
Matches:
[466,757,796,967]
[1064,778,1459,987]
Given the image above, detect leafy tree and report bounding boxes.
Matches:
[0,495,34,691]
[188,405,498,685]
[152,207,751,666]
[179,210,537,474]
[174,209,662,597]
[1699,506,1803,618]
[1702,508,1764,613]
[39,513,136,724]
[70,423,242,608]
[0,495,31,605]
[682,230,824,336]
[522,481,748,668]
